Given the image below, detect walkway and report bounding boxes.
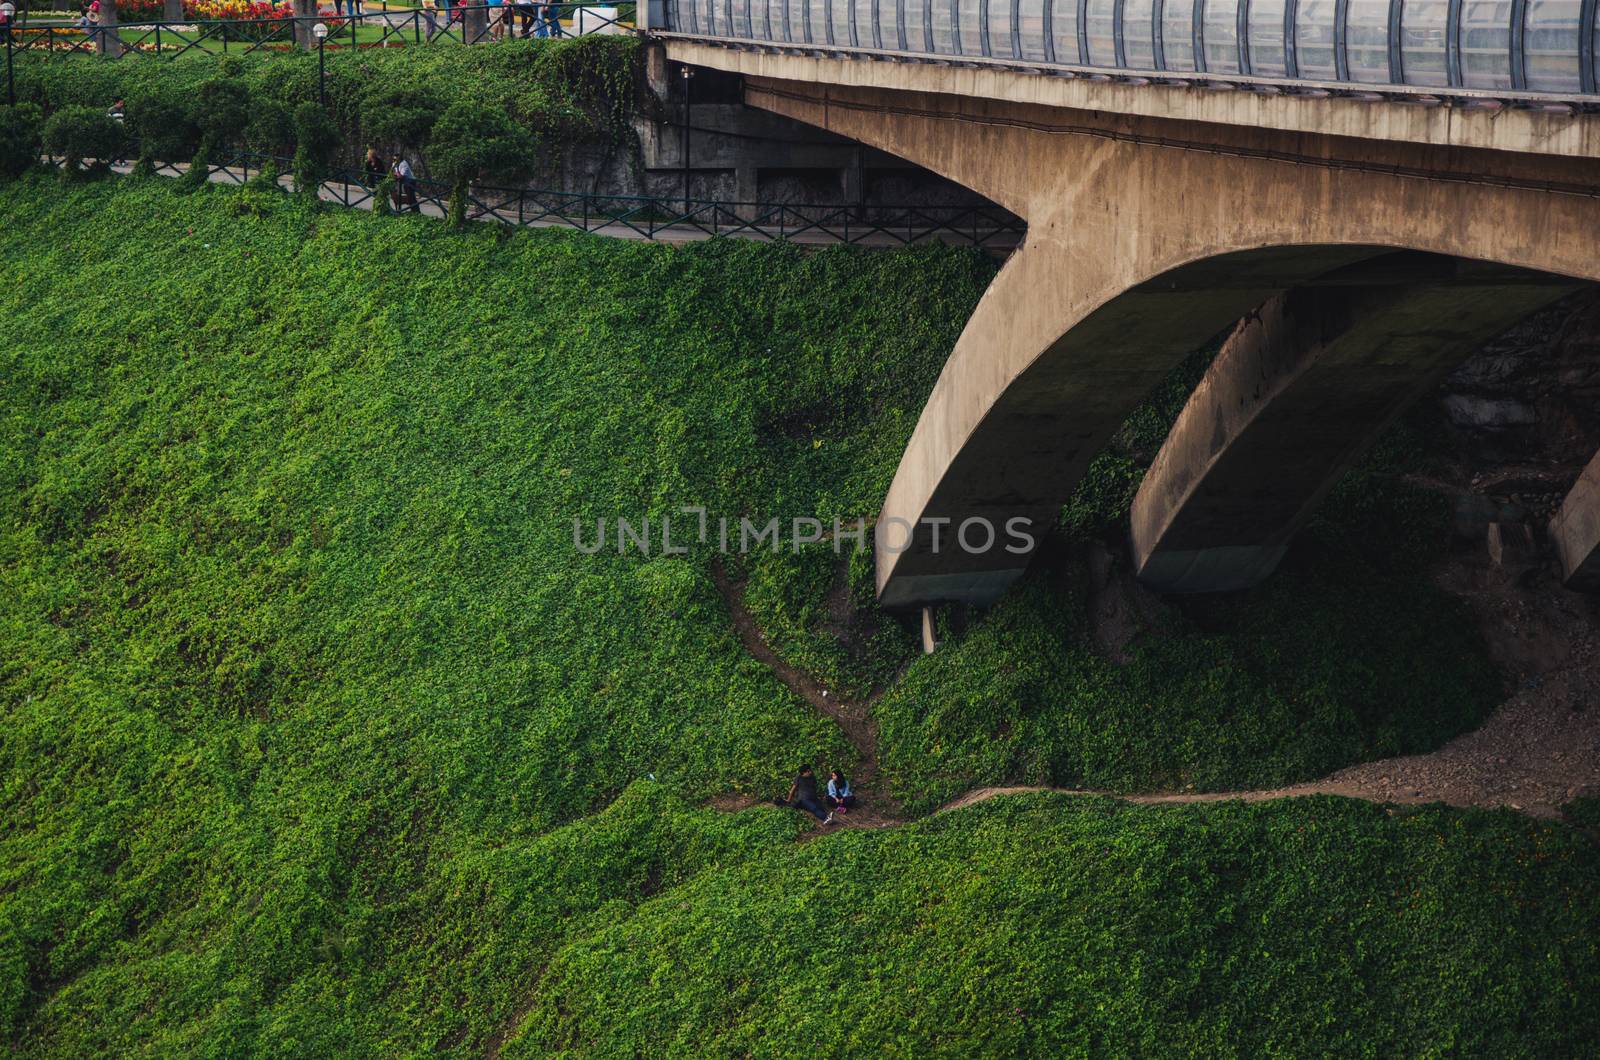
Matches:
[124,157,1024,250]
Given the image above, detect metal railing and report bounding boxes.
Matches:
[647,0,1600,102]
[2,3,633,59]
[114,150,1025,246]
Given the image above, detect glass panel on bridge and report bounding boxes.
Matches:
[1125,0,1158,67]
[734,0,754,35]
[1461,0,1515,87]
[1249,0,1290,75]
[876,0,898,47]
[836,0,852,43]
[1345,0,1393,82]
[1086,0,1118,63]
[800,0,825,41]
[1051,0,1082,60]
[933,0,957,50]
[1525,0,1583,91]
[906,0,930,49]
[1018,0,1049,58]
[958,0,983,52]
[1400,0,1451,86]
[1161,0,1198,69]
[767,0,790,40]
[1204,0,1243,72]
[1295,0,1339,77]
[988,0,1016,55]
[854,0,876,45]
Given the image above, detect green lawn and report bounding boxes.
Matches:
[0,172,1589,1055]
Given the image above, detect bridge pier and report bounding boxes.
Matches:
[1130,268,1575,593]
[1552,455,1600,591]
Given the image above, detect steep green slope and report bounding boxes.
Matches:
[0,174,983,1051]
[513,795,1600,1057]
[0,174,1554,1055]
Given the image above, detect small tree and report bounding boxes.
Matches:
[126,94,198,176]
[360,86,443,155]
[0,105,43,181]
[427,102,537,228]
[179,78,252,190]
[291,102,339,196]
[41,107,125,179]
[243,100,295,193]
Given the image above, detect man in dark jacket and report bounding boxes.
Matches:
[785,764,834,825]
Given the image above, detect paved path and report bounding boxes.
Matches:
[124,159,1023,250]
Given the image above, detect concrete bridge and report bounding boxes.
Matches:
[643,0,1600,605]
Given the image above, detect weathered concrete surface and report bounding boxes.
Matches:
[663,40,1600,163]
[1131,270,1577,593]
[663,47,1600,605]
[1552,456,1600,591]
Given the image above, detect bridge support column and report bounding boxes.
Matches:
[1131,271,1574,593]
[1551,453,1600,591]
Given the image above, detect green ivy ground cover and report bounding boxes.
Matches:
[0,174,1565,1054]
[512,794,1600,1057]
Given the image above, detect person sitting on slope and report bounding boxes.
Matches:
[825,770,855,815]
[784,764,834,825]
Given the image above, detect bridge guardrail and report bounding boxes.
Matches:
[652,0,1600,102]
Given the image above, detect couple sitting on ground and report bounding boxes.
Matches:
[781,764,855,825]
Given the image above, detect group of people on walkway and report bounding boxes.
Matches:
[488,0,566,40]
[781,764,855,826]
[363,148,420,211]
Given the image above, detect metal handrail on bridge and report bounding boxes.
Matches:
[647,0,1600,104]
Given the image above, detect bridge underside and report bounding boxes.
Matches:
[665,43,1600,605]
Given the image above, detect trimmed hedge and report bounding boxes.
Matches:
[11,36,642,171]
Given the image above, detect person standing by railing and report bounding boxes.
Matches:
[420,0,439,39]
[389,155,419,212]
[516,0,536,38]
[541,0,560,37]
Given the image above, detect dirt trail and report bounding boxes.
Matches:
[712,555,1600,827]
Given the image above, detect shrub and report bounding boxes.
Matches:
[12,38,643,176]
[291,100,339,194]
[427,101,537,226]
[0,105,43,180]
[244,98,295,159]
[193,77,253,154]
[360,85,443,154]
[126,93,198,175]
[40,106,124,178]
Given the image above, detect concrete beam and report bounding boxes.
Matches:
[1131,276,1575,593]
[1552,452,1600,591]
[664,39,1600,164]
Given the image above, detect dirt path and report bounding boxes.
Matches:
[713,556,1600,827]
[710,562,904,827]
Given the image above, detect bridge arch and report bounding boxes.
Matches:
[646,52,1600,604]
[726,80,1600,606]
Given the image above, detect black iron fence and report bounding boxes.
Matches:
[106,150,1025,247]
[3,3,633,60]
